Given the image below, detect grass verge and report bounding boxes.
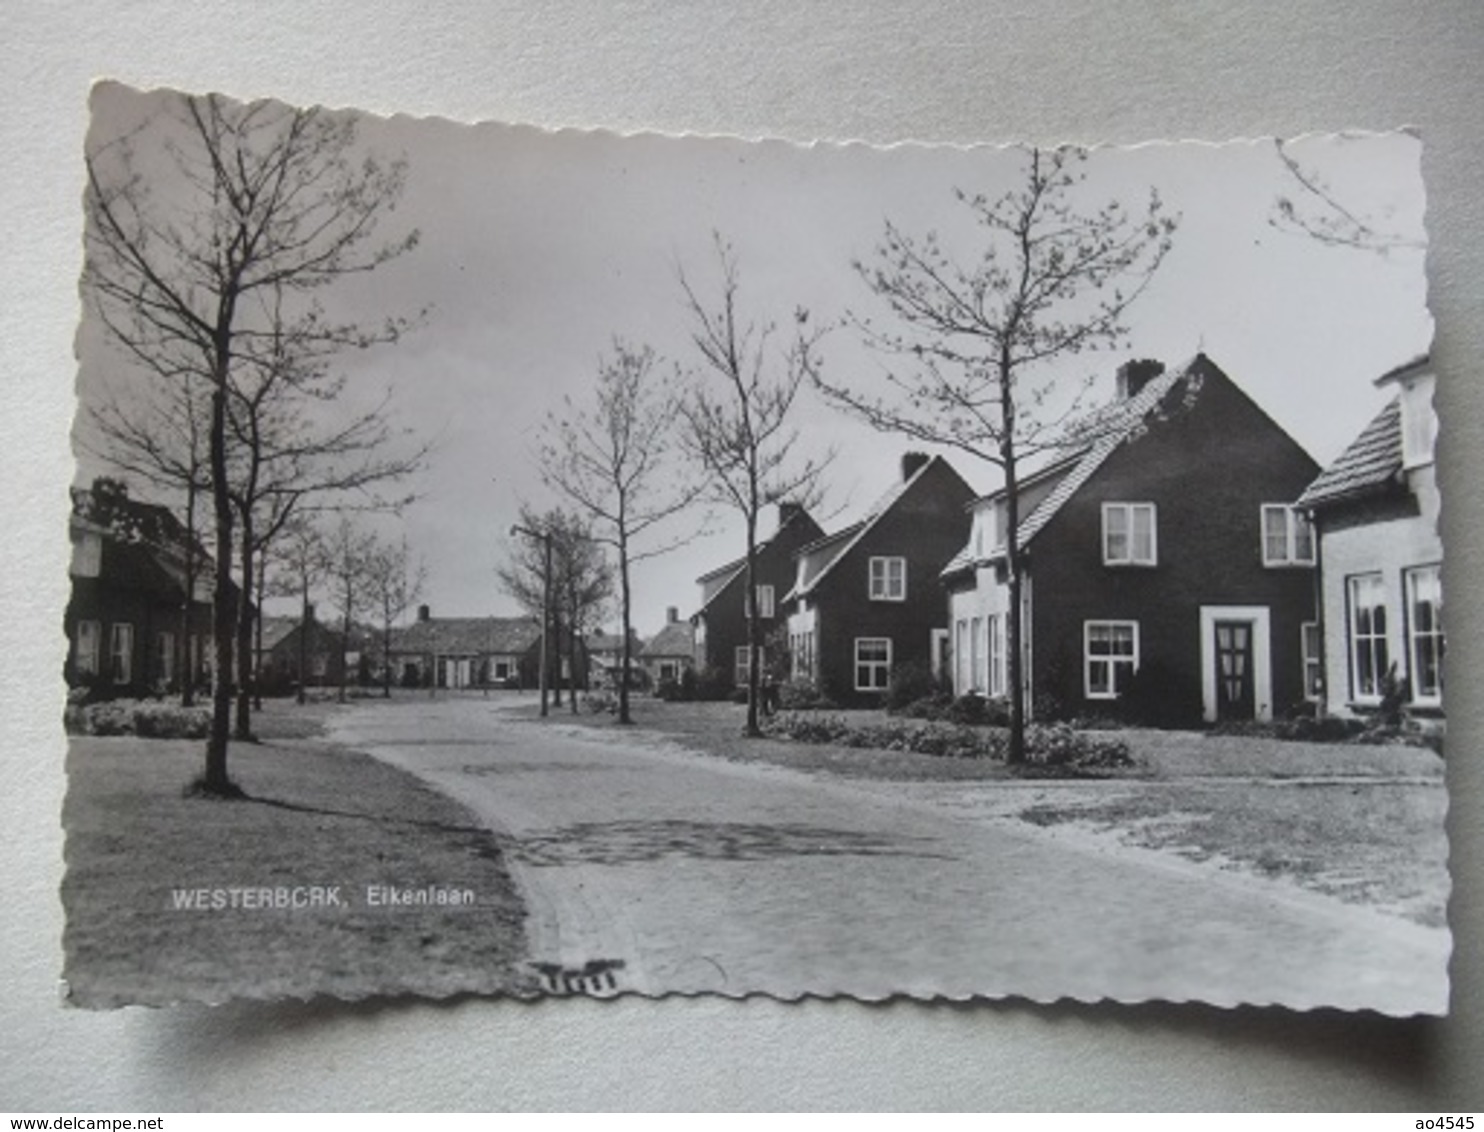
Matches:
[62,699,534,1007]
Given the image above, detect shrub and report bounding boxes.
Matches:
[654,676,683,702]
[779,678,833,711]
[885,659,938,712]
[895,691,953,719]
[1023,722,1134,768]
[64,698,212,739]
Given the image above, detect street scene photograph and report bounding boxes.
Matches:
[63,82,1446,1013]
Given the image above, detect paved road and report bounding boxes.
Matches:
[327,695,1449,1013]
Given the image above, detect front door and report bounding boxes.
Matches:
[1213,619,1256,720]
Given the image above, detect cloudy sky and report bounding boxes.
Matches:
[76,86,1431,634]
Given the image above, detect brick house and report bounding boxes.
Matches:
[1296,355,1442,722]
[941,354,1321,726]
[64,482,215,700]
[640,606,696,686]
[784,453,974,705]
[389,606,543,689]
[692,503,825,686]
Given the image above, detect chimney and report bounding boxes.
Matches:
[417,604,430,622]
[1116,359,1165,400]
[666,606,679,624]
[777,501,803,532]
[901,451,931,481]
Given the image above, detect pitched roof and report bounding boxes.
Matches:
[1295,396,1403,510]
[258,616,300,652]
[391,616,541,656]
[789,455,968,600]
[694,505,821,615]
[940,356,1207,578]
[640,619,695,658]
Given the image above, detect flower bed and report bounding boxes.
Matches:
[762,711,1133,769]
[64,698,213,739]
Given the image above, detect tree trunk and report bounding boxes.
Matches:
[252,547,266,710]
[204,381,235,794]
[179,475,197,707]
[297,581,310,706]
[743,511,761,738]
[618,530,633,725]
[233,514,255,740]
[1001,362,1026,766]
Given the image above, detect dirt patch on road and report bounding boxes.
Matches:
[62,724,535,1007]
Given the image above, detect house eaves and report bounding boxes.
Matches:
[1296,396,1404,511]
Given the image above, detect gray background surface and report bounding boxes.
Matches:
[2,1,1481,1110]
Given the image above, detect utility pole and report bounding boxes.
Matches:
[511,523,552,717]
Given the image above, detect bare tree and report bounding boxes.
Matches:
[537,342,703,723]
[323,518,376,704]
[497,506,614,711]
[84,89,420,794]
[810,146,1177,762]
[363,534,426,699]
[225,286,427,736]
[1270,137,1425,255]
[264,514,327,705]
[678,236,831,738]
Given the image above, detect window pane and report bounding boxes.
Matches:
[1293,512,1315,560]
[1105,507,1128,560]
[1132,506,1153,561]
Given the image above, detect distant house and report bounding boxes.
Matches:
[784,453,974,705]
[255,608,375,692]
[639,607,695,685]
[692,502,825,686]
[941,355,1320,726]
[584,626,645,689]
[1296,355,1442,722]
[64,481,215,699]
[389,606,543,689]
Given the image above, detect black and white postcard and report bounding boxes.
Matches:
[64,83,1446,1013]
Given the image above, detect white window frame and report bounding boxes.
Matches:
[744,584,776,619]
[75,620,101,677]
[1404,564,1443,706]
[1261,504,1316,567]
[734,645,765,687]
[1301,621,1322,703]
[969,616,983,693]
[658,660,680,682]
[867,556,907,602]
[1347,573,1389,704]
[157,630,175,687]
[110,622,134,686]
[987,614,1005,698]
[854,637,893,692]
[1083,620,1139,700]
[1101,503,1157,566]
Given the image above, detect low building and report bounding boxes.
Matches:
[389,606,543,689]
[639,607,696,686]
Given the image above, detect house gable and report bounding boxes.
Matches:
[1019,355,1321,724]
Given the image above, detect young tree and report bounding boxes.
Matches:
[83,89,420,794]
[497,507,614,712]
[677,237,831,738]
[810,146,1177,763]
[323,518,375,704]
[265,514,327,705]
[363,534,426,698]
[537,342,703,724]
[225,287,426,736]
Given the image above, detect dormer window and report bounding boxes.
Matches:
[1261,505,1315,566]
[1101,503,1157,566]
[868,556,906,601]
